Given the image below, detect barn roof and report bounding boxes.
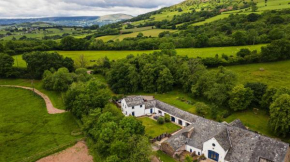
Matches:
[155,100,198,123]
[124,96,144,107]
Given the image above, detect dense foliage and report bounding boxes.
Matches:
[43,67,91,91]
[63,78,152,161]
[0,53,14,78]
[269,94,290,137]
[64,79,111,118]
[22,51,74,79]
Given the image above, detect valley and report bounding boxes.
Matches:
[1,0,290,162]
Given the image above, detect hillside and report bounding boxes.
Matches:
[122,0,290,28]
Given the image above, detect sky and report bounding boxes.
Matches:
[0,0,184,18]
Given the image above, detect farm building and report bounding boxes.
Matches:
[121,96,290,162]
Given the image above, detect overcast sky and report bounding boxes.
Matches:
[0,0,184,18]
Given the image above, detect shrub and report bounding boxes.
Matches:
[164,114,170,122]
[195,102,209,116]
[157,117,165,124]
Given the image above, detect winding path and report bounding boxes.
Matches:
[0,85,66,114]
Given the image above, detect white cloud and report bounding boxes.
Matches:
[0,0,184,18]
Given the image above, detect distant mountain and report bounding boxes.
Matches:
[0,14,133,27]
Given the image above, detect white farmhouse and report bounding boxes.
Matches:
[120,96,290,162]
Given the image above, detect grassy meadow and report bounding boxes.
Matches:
[96,29,174,42]
[137,117,181,138]
[0,79,65,110]
[12,44,266,68]
[0,27,94,41]
[221,60,290,89]
[0,87,80,162]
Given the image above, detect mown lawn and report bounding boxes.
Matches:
[12,44,266,68]
[154,150,176,162]
[0,87,80,162]
[0,79,65,110]
[137,117,181,138]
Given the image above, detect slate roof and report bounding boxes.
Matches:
[124,96,144,107]
[144,100,156,109]
[187,117,226,149]
[214,128,232,151]
[229,119,247,130]
[155,100,198,123]
[249,135,289,162]
[164,124,194,151]
[166,119,289,162]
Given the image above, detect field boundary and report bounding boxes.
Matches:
[21,138,85,162]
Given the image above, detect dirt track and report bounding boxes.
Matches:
[37,141,93,162]
[0,85,66,114]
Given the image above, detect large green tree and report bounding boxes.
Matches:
[0,53,14,78]
[269,94,290,137]
[43,67,75,91]
[157,67,174,93]
[245,82,267,107]
[23,51,74,79]
[229,84,254,111]
[65,79,111,118]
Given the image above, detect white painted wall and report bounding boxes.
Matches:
[154,107,191,127]
[121,99,192,127]
[186,145,202,156]
[121,99,145,117]
[203,138,227,162]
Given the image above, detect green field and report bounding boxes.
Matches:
[137,117,181,138]
[191,14,230,26]
[0,79,65,110]
[97,29,174,42]
[0,27,94,41]
[221,60,290,89]
[0,87,80,162]
[225,109,271,136]
[154,150,177,162]
[12,44,266,68]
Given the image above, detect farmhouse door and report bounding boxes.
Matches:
[208,150,219,161]
[150,109,153,113]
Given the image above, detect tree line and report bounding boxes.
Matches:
[1,9,290,56]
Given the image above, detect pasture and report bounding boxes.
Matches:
[137,117,181,138]
[96,29,174,42]
[0,87,80,162]
[221,60,290,89]
[0,79,65,110]
[12,44,266,68]
[0,27,94,41]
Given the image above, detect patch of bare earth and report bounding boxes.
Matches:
[37,141,93,162]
